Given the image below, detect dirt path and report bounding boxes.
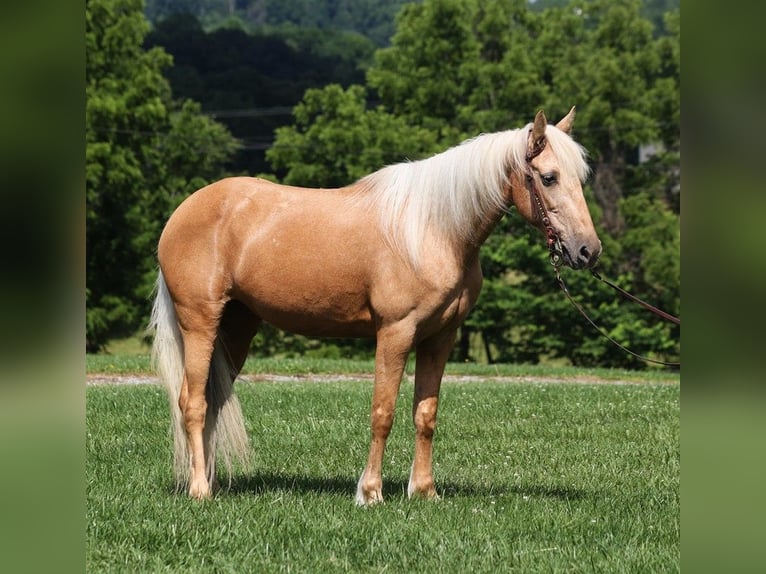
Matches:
[86,373,673,386]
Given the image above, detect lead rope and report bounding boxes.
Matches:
[554,265,680,368]
[589,270,680,326]
[525,138,680,368]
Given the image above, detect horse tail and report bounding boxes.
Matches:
[205,335,251,489]
[149,270,189,487]
[150,271,251,490]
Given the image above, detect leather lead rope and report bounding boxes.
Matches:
[589,270,680,325]
[555,268,681,368]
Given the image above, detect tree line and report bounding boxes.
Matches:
[145,0,415,46]
[143,11,376,175]
[87,0,680,368]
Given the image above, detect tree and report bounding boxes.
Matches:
[86,0,238,351]
[368,0,542,139]
[535,0,679,231]
[144,0,412,46]
[267,84,438,187]
[145,12,377,174]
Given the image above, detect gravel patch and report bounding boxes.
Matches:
[86,373,670,386]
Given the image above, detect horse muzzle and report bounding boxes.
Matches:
[561,238,601,270]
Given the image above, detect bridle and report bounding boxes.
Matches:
[525,137,564,269]
[525,136,680,368]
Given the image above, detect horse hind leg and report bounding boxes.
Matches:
[150,271,220,498]
[180,300,259,498]
[178,323,220,499]
[205,301,261,490]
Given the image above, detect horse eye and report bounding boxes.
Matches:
[541,173,557,187]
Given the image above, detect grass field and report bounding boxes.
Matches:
[86,360,679,572]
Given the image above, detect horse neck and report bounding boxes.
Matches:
[363,129,529,269]
[457,168,523,265]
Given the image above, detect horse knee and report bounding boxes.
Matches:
[413,398,438,438]
[371,406,394,438]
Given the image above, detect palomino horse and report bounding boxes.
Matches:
[150,108,601,505]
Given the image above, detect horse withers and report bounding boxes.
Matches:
[150,108,601,505]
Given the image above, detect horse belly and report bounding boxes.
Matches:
[232,275,376,338]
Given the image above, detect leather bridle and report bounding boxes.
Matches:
[525,135,680,368]
[525,137,564,269]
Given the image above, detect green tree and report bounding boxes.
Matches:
[368,0,541,138]
[86,0,238,351]
[536,0,679,231]
[145,12,376,175]
[267,84,437,187]
[144,0,412,46]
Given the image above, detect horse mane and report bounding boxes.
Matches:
[355,124,589,268]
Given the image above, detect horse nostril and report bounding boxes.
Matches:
[578,243,600,268]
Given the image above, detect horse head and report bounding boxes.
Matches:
[511,107,602,269]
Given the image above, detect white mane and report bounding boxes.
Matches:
[356,124,589,268]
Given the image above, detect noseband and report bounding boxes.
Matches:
[524,135,680,368]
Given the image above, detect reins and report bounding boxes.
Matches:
[525,138,680,368]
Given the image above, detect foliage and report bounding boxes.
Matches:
[87,380,679,571]
[267,84,438,187]
[145,12,377,174]
[86,0,238,351]
[144,0,413,46]
[369,0,540,137]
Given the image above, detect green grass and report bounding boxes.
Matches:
[87,377,679,572]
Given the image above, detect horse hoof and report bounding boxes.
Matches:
[409,488,440,501]
[407,477,439,500]
[355,475,384,506]
[189,480,212,500]
[355,491,384,506]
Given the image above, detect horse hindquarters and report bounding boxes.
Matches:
[150,272,252,497]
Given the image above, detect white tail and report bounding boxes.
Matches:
[149,271,251,490]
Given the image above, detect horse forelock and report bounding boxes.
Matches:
[542,125,590,183]
[355,125,587,268]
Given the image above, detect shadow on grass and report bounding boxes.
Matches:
[212,472,589,501]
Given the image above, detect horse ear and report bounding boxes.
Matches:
[529,109,547,153]
[556,106,576,134]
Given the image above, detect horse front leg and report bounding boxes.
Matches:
[408,329,457,500]
[356,324,413,506]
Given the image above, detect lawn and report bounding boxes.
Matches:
[86,365,679,572]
